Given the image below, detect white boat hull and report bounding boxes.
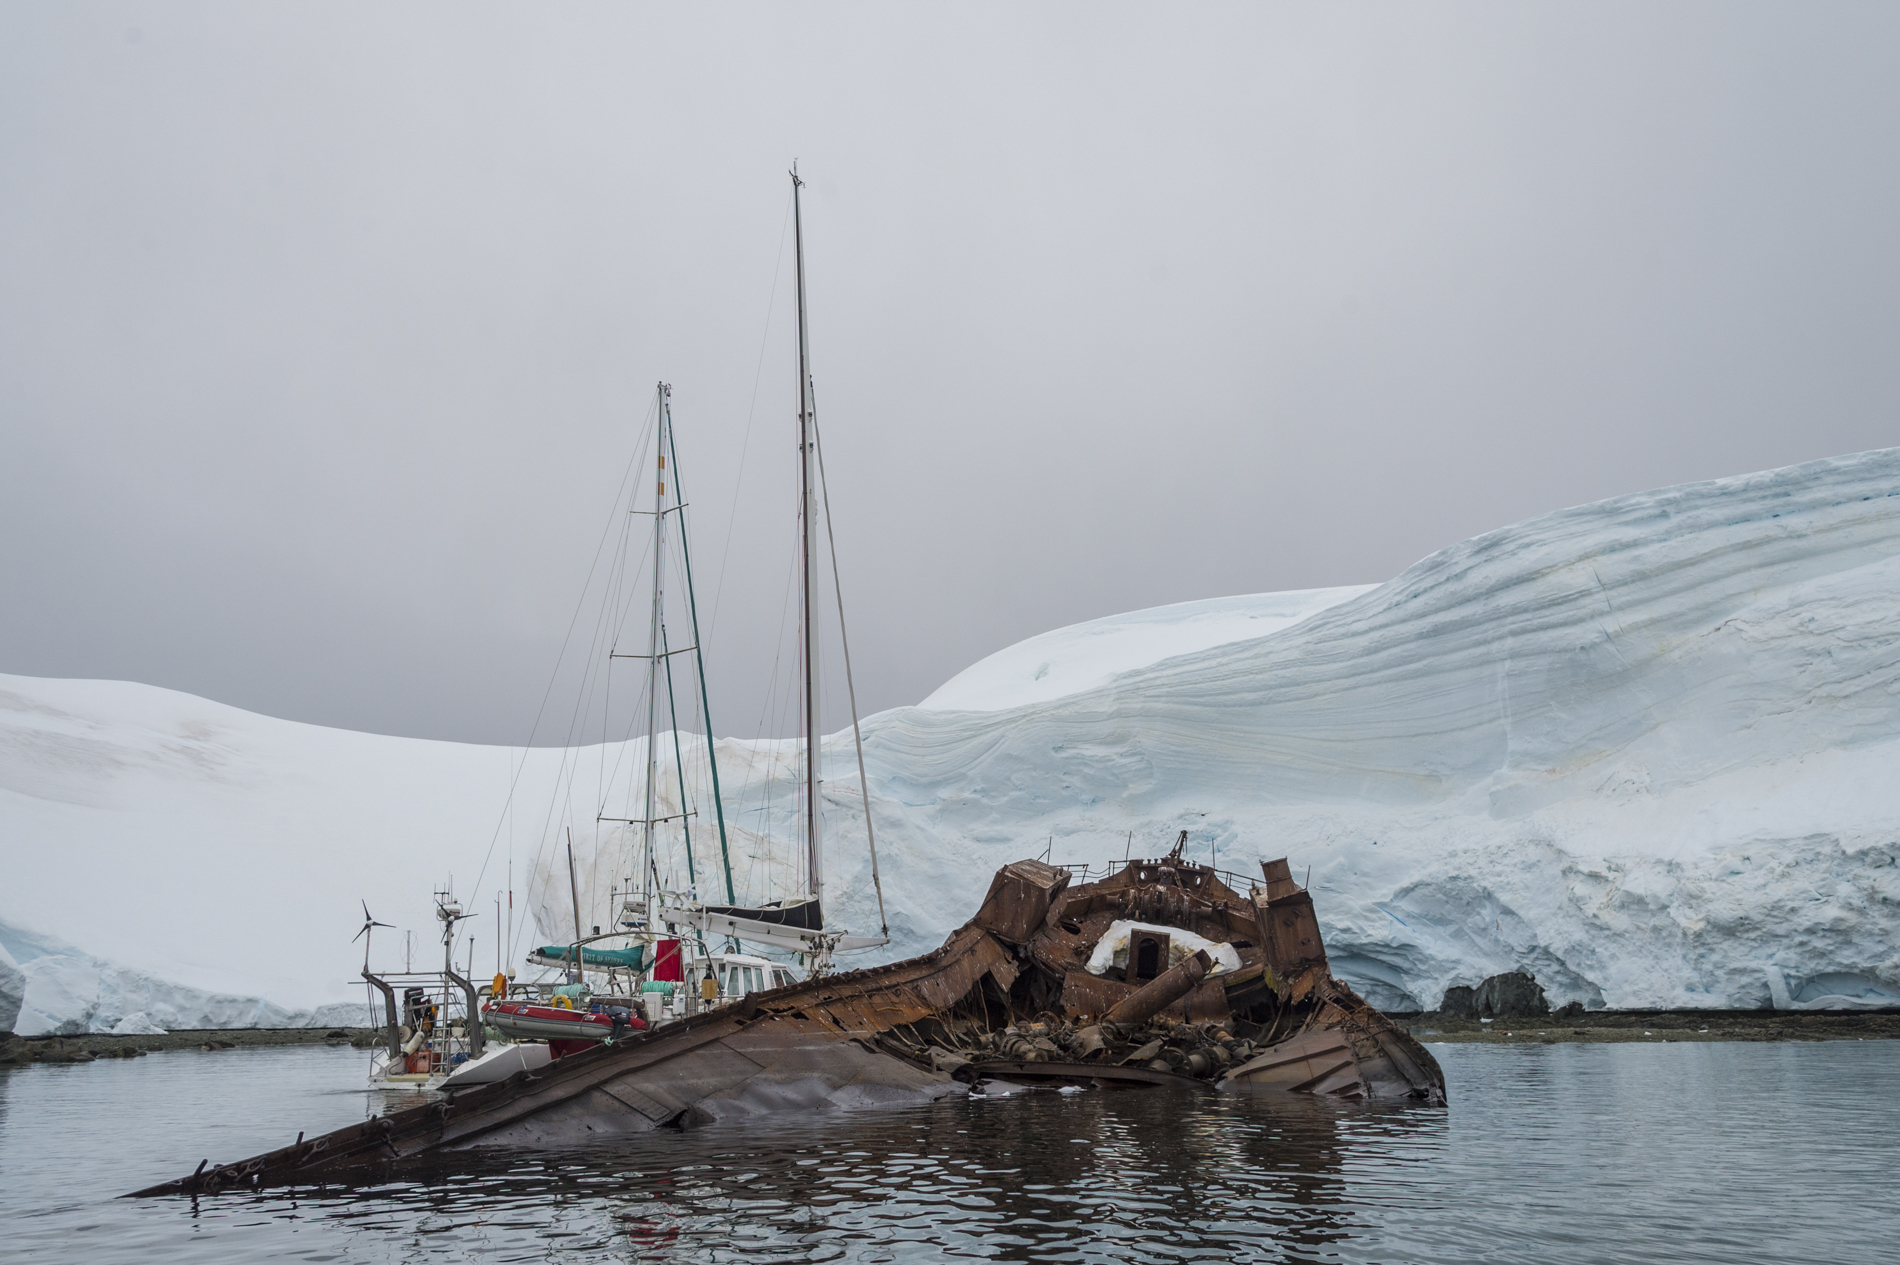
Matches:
[441,1041,553,1090]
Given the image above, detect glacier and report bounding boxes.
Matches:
[3,448,1898,1032]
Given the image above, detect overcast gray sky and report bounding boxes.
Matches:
[3,2,1897,746]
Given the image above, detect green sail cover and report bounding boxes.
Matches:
[534,944,645,970]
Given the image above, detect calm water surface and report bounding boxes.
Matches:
[0,1040,1894,1263]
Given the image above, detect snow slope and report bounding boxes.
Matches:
[918,587,1374,712]
[0,676,538,1033]
[4,448,1898,1030]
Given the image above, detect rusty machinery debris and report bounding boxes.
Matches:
[133,848,1444,1196]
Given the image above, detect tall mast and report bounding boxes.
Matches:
[641,382,668,914]
[792,164,823,913]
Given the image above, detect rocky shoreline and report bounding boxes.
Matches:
[1,1027,383,1065]
[1406,1009,1900,1044]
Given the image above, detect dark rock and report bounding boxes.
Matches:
[1438,973,1551,1020]
[1553,1000,1586,1019]
[1475,971,1549,1019]
[1440,985,1478,1019]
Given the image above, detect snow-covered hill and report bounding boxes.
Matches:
[4,448,1898,1032]
[918,586,1374,712]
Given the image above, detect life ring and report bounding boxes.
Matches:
[552,994,574,1010]
[492,973,508,998]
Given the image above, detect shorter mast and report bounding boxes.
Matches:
[656,386,697,897]
[640,383,667,923]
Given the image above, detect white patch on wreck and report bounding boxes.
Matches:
[1084,921,1242,978]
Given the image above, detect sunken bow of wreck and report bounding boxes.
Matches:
[136,850,1444,1196]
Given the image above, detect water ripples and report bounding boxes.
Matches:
[2,1040,1896,1262]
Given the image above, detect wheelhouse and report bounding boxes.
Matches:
[706,954,799,999]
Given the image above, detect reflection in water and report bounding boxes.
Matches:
[307,1086,1431,1262]
[2,1041,1897,1263]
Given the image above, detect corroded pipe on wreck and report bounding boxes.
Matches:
[1102,949,1212,1027]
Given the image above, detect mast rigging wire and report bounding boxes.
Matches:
[812,408,888,937]
[666,418,737,906]
[469,394,659,911]
[709,184,796,638]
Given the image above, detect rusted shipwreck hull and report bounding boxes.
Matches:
[134,854,1442,1196]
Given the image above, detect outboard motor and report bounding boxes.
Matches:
[402,988,435,1032]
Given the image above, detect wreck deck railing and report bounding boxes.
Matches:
[1050,859,1264,894]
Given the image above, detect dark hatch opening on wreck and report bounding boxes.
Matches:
[131,848,1445,1196]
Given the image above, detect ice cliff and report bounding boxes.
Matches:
[840,447,1900,1012]
[3,448,1897,1031]
[0,940,24,1034]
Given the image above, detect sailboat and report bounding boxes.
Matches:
[486,167,887,1050]
[360,888,493,1091]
